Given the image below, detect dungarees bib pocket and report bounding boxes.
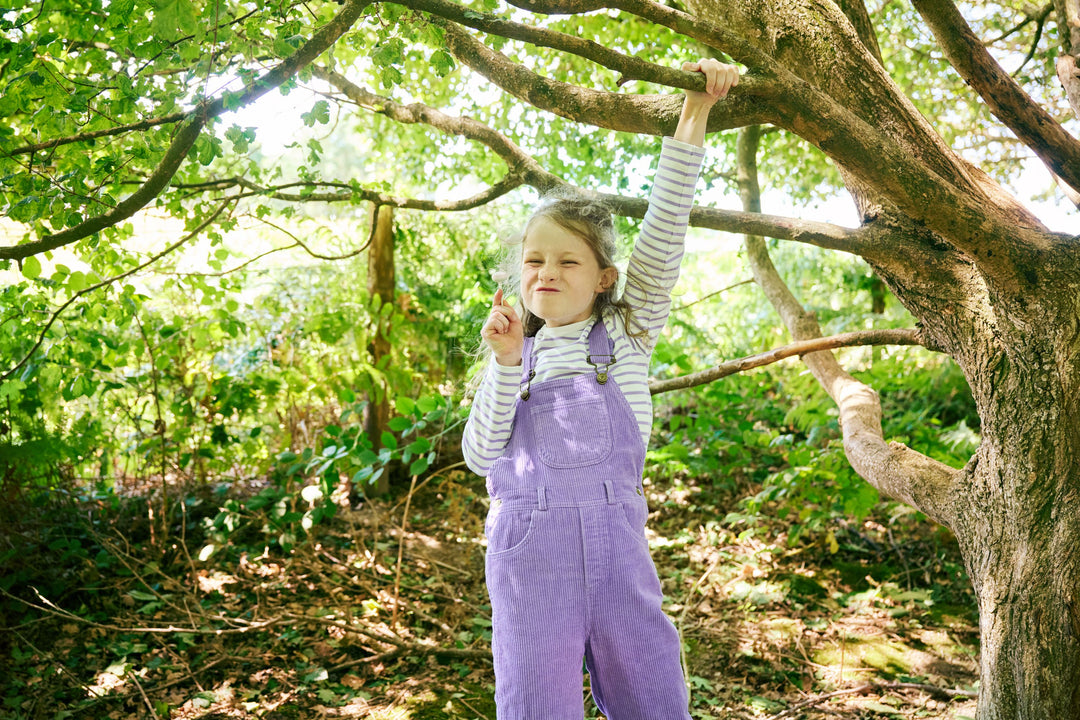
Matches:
[530,395,612,468]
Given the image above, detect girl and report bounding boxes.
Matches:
[463,58,739,720]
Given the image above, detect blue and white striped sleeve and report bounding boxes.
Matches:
[623,136,706,349]
[462,361,521,476]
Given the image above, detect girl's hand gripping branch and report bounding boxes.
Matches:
[482,288,524,367]
[675,57,740,147]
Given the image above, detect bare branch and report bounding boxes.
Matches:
[4,112,189,157]
[0,0,373,262]
[152,242,302,278]
[1009,5,1053,76]
[180,174,524,211]
[735,124,961,529]
[252,215,375,260]
[648,328,925,395]
[911,0,1080,195]
[984,3,1052,45]
[670,279,753,312]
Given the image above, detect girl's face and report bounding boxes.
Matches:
[521,217,616,328]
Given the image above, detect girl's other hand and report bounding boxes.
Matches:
[683,58,739,109]
[481,288,524,366]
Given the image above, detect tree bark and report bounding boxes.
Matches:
[951,354,1080,718]
[364,205,395,497]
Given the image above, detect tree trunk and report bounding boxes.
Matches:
[955,388,1080,718]
[364,204,395,497]
[738,95,1080,715]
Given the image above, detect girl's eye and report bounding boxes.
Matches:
[562,261,578,266]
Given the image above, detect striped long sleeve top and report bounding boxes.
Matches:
[463,137,706,477]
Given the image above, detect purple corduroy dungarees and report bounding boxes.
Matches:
[484,320,691,720]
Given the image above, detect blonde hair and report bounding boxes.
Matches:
[495,193,648,340]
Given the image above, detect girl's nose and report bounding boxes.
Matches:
[539,265,557,281]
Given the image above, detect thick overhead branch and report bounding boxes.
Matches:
[393,0,739,93]
[435,18,776,136]
[735,125,961,528]
[912,0,1080,195]
[506,0,768,67]
[0,0,372,263]
[648,329,925,395]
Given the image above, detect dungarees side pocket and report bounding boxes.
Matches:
[615,497,650,550]
[485,504,539,559]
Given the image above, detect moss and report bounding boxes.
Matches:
[392,684,496,720]
[813,636,918,678]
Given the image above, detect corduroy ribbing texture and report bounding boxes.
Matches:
[485,322,691,720]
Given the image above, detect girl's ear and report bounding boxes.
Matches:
[597,266,618,292]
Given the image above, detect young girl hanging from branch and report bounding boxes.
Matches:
[463,58,739,719]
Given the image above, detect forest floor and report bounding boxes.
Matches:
[2,465,980,720]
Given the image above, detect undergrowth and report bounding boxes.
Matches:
[0,350,982,719]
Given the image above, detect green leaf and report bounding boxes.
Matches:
[416,394,440,414]
[387,416,412,432]
[432,49,455,77]
[408,456,429,476]
[128,590,157,601]
[151,0,198,41]
[20,255,41,279]
[406,437,430,455]
[300,99,330,127]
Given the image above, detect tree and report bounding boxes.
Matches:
[2,0,1079,716]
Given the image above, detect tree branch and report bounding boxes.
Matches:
[1058,0,1080,120]
[734,124,961,529]
[4,112,190,157]
[312,71,890,255]
[984,3,1051,45]
[506,0,769,66]
[392,0,725,91]
[648,329,925,395]
[1008,4,1052,77]
[911,0,1080,194]
[181,174,524,212]
[435,17,776,137]
[0,0,373,262]
[433,11,1069,290]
